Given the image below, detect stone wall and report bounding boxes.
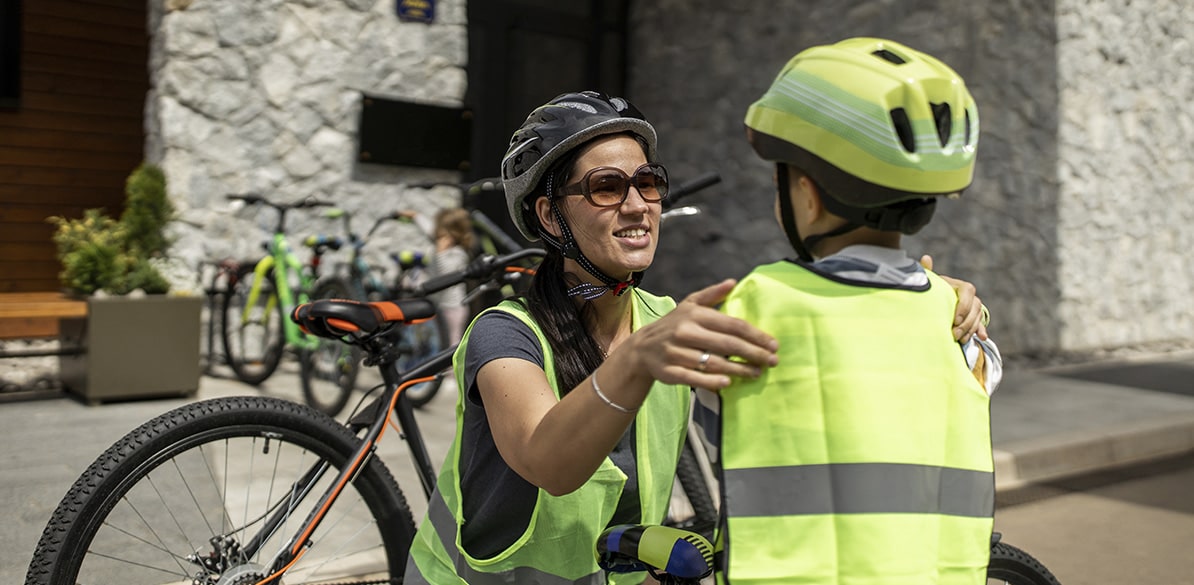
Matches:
[143,0,1194,356]
[1055,0,1194,351]
[629,0,1193,356]
[147,0,469,287]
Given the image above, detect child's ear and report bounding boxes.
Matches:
[796,174,825,221]
[534,197,561,238]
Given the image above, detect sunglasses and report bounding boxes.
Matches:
[558,163,670,208]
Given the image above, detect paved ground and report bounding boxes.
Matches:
[3,350,1194,582]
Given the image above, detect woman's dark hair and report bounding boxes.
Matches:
[517,251,604,394]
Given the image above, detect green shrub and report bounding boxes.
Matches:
[48,163,176,295]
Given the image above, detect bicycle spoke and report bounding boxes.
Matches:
[170,457,218,541]
[80,548,188,581]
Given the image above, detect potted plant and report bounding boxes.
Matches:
[48,163,202,403]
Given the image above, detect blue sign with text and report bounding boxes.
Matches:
[397,0,435,24]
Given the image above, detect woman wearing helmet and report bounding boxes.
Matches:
[699,38,1003,584]
[404,91,779,584]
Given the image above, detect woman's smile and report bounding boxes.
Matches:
[613,224,652,248]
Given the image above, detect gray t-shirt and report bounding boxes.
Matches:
[458,309,640,558]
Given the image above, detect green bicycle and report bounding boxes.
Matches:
[303,206,443,415]
[220,194,359,407]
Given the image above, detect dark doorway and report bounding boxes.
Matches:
[465,0,630,244]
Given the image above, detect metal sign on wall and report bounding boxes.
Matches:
[397,0,435,23]
[357,94,471,171]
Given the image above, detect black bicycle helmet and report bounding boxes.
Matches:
[501,91,658,241]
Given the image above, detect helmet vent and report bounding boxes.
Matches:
[871,49,907,65]
[890,108,915,152]
[931,102,952,147]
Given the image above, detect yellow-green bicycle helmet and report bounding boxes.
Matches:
[746,37,979,241]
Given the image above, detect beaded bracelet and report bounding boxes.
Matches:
[591,372,639,414]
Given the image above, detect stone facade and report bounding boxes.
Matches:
[145,0,1194,357]
[147,0,468,287]
[1055,1,1194,351]
[629,0,1193,356]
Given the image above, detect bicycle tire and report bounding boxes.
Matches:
[988,541,1062,585]
[666,436,718,541]
[221,264,285,385]
[25,396,416,585]
[300,277,362,416]
[397,319,445,409]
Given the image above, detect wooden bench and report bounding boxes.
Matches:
[0,293,89,400]
[0,292,89,342]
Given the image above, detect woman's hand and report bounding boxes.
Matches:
[920,254,988,343]
[625,279,778,391]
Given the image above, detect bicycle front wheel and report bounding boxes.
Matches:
[988,541,1062,585]
[25,396,416,585]
[665,435,718,541]
[221,265,286,385]
[397,320,445,409]
[300,278,362,417]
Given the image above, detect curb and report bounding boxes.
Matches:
[994,412,1194,492]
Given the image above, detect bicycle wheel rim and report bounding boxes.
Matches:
[301,342,362,416]
[29,397,413,585]
[396,321,444,409]
[301,279,362,416]
[665,437,718,542]
[221,268,285,385]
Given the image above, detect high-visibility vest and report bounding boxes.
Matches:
[704,261,993,585]
[405,289,690,585]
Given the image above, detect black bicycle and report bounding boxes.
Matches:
[24,248,542,585]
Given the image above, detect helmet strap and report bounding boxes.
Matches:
[539,174,640,299]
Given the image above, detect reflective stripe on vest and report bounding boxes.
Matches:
[712,261,994,585]
[404,289,688,585]
[723,462,993,517]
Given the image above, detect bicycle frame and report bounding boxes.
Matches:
[253,349,448,577]
[251,251,545,579]
[241,230,322,353]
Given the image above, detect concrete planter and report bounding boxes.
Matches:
[59,295,202,403]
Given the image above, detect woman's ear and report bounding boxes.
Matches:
[534,197,562,238]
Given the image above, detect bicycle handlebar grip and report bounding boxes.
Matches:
[596,524,713,579]
[664,172,722,209]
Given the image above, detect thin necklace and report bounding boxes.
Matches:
[596,304,631,360]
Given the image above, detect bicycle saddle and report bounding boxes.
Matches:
[596,524,713,581]
[293,298,436,339]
